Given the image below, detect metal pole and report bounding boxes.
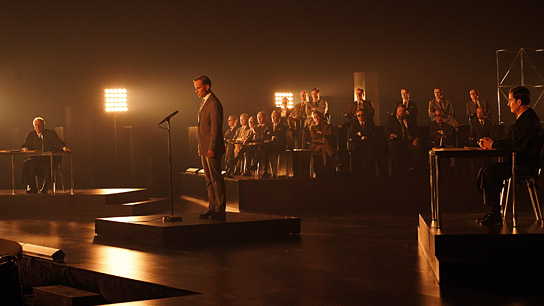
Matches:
[162,118,182,222]
[167,120,174,217]
[521,48,525,86]
[114,113,119,186]
[512,152,517,228]
[496,50,502,123]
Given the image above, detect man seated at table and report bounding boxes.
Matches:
[477,86,544,225]
[21,117,71,194]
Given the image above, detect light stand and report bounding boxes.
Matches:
[159,110,182,222]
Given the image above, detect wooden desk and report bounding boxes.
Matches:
[0,150,73,195]
[429,147,515,228]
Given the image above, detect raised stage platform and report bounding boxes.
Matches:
[0,188,170,218]
[418,213,544,286]
[95,212,301,246]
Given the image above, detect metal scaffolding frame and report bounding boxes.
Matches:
[496,48,544,123]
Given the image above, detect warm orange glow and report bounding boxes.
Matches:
[274,92,294,109]
[105,88,128,112]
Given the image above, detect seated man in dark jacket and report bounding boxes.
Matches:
[349,109,375,176]
[385,104,420,175]
[258,110,288,177]
[21,117,71,194]
[477,86,544,225]
[469,107,495,146]
[429,110,455,147]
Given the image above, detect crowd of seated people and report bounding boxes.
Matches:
[222,86,498,178]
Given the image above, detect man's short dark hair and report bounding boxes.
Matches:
[395,104,406,112]
[311,88,320,93]
[312,110,322,117]
[510,86,531,105]
[193,75,212,87]
[401,88,409,93]
[356,88,364,93]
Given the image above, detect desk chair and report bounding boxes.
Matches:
[500,142,544,224]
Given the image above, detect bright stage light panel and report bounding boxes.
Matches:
[274,92,294,109]
[105,88,128,112]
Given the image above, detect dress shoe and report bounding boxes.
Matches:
[198,211,214,219]
[476,212,492,223]
[26,188,37,194]
[479,213,503,226]
[39,185,49,194]
[210,212,226,220]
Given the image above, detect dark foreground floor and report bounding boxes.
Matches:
[1,198,544,305]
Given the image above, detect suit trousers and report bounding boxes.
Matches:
[201,155,226,213]
[22,157,58,188]
[477,162,511,214]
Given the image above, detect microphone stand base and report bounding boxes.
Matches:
[162,216,183,223]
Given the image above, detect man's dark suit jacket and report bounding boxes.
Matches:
[493,108,543,175]
[198,93,225,157]
[21,129,66,152]
[347,100,375,122]
[394,101,418,126]
[466,99,492,120]
[429,121,454,146]
[264,122,288,151]
[384,115,418,143]
[349,120,375,150]
[469,118,495,141]
[224,126,237,143]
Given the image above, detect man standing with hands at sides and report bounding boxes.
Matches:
[194,75,227,220]
[477,86,543,226]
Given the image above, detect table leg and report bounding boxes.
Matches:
[429,151,435,225]
[512,152,517,228]
[435,153,441,229]
[70,154,74,195]
[11,155,15,195]
[50,153,55,194]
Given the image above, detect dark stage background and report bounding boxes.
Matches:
[0,0,543,195]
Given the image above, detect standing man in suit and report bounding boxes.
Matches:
[347,88,375,123]
[21,117,71,194]
[466,89,492,123]
[194,75,227,220]
[395,88,418,128]
[477,86,544,225]
[428,87,460,128]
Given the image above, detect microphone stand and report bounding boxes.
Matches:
[159,111,182,222]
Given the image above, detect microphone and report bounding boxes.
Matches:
[158,110,179,125]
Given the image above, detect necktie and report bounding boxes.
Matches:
[400,119,407,141]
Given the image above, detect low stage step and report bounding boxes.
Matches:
[33,285,105,306]
[418,213,544,285]
[105,198,170,216]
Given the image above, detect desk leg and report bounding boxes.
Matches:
[11,156,15,195]
[50,154,55,194]
[435,154,441,229]
[70,154,74,195]
[512,152,517,228]
[429,151,435,225]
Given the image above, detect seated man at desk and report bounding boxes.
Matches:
[477,86,543,225]
[21,117,71,194]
